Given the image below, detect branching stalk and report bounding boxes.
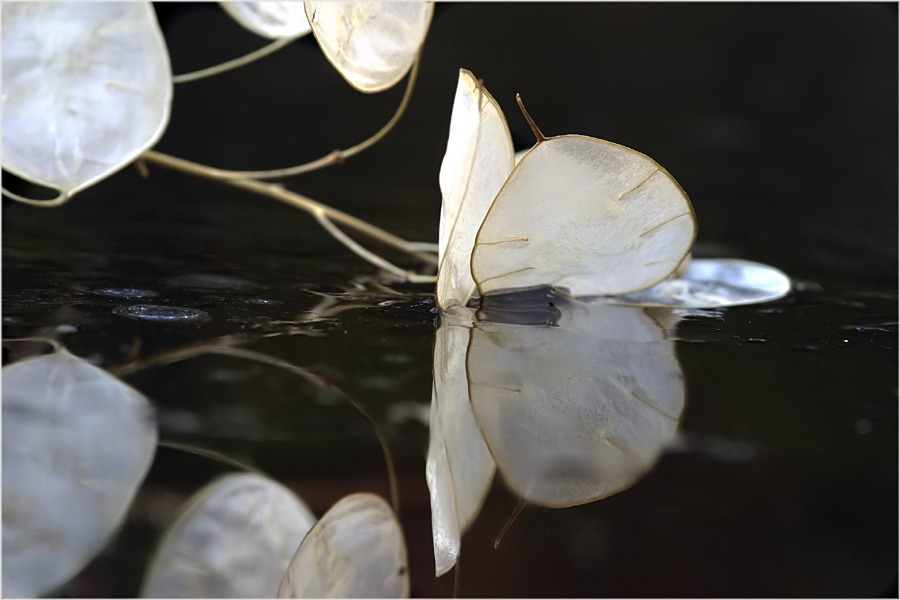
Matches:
[140,149,439,271]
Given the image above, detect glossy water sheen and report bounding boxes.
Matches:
[2,3,896,597]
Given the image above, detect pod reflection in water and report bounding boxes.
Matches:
[426,293,686,574]
[141,473,317,598]
[470,296,686,507]
[426,305,496,576]
[2,349,158,598]
[277,493,409,599]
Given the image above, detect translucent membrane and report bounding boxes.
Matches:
[220,2,313,39]
[472,136,697,298]
[305,2,433,93]
[436,69,515,310]
[1,2,172,198]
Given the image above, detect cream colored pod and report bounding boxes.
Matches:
[305,2,434,93]
[436,69,515,310]
[435,71,699,308]
[277,493,409,598]
[2,349,158,598]
[472,118,698,298]
[1,2,172,201]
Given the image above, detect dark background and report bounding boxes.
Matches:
[3,3,897,597]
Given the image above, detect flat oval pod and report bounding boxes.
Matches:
[467,301,685,507]
[220,2,312,39]
[1,2,172,199]
[2,349,157,598]
[141,472,316,598]
[472,135,697,298]
[277,493,409,598]
[304,2,433,93]
[592,258,792,308]
[437,69,515,310]
[425,306,495,576]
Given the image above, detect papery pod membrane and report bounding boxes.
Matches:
[304,2,433,92]
[472,134,697,298]
[220,2,312,39]
[141,472,317,598]
[593,258,792,308]
[425,306,495,576]
[277,493,409,598]
[1,2,172,199]
[468,301,685,507]
[436,69,515,310]
[2,349,158,598]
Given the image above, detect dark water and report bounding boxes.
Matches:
[3,3,897,597]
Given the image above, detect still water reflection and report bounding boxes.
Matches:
[2,264,896,596]
[140,473,316,598]
[427,291,687,576]
[2,349,157,598]
[3,289,693,598]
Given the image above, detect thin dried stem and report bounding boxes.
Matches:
[110,339,232,378]
[494,498,526,549]
[1,186,69,207]
[113,341,401,516]
[158,440,266,476]
[314,212,412,279]
[140,149,439,269]
[172,36,298,84]
[516,93,546,143]
[220,349,404,521]
[2,337,63,353]
[170,52,422,180]
[406,241,440,253]
[338,52,422,161]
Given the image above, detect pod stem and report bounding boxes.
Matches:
[516,94,546,143]
[172,36,297,84]
[1,186,69,207]
[494,498,527,549]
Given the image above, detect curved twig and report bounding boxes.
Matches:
[314,212,413,280]
[2,186,69,207]
[172,36,299,84]
[113,342,401,515]
[164,52,422,180]
[158,440,267,476]
[140,149,439,270]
